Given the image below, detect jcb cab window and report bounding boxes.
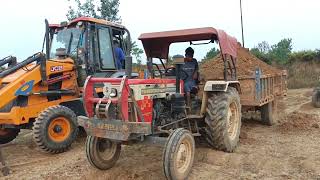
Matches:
[98,28,116,69]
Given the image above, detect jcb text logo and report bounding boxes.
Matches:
[50,66,63,72]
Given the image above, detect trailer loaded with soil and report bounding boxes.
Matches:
[200,46,287,125]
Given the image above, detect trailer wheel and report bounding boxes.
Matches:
[33,105,78,153]
[260,101,276,126]
[0,128,20,144]
[204,87,241,152]
[163,128,195,180]
[86,136,121,170]
[312,88,320,108]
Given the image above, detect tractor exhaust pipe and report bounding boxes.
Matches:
[172,55,185,93]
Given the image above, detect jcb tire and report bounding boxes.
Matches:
[163,128,195,180]
[86,136,121,170]
[312,88,320,108]
[0,128,20,144]
[33,105,78,153]
[260,101,275,126]
[204,87,241,152]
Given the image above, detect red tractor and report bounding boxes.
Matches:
[78,27,241,179]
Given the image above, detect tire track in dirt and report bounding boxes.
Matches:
[2,88,320,179]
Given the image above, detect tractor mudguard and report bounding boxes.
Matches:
[204,80,240,92]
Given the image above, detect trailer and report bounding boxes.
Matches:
[239,68,287,125]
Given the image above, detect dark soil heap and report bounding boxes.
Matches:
[200,46,282,80]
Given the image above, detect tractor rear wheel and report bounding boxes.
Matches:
[312,88,320,108]
[0,128,20,144]
[86,136,121,170]
[33,105,78,153]
[204,87,241,152]
[163,128,195,180]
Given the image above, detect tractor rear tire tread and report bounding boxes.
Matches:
[204,87,241,152]
[33,105,78,154]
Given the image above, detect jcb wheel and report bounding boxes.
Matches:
[33,105,78,153]
[86,136,121,170]
[0,128,20,144]
[312,88,320,108]
[163,128,195,180]
[204,87,241,152]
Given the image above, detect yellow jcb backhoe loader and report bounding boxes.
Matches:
[0,17,133,153]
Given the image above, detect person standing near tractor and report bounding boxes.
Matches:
[113,39,125,70]
[182,47,199,109]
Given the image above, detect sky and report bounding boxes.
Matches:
[0,0,319,61]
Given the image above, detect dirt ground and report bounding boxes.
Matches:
[2,88,320,180]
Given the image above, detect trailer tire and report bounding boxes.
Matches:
[312,88,320,108]
[204,87,241,152]
[33,105,78,153]
[0,128,20,144]
[86,136,121,170]
[163,128,195,180]
[260,101,275,126]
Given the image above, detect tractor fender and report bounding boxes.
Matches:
[200,81,241,116]
[203,80,241,93]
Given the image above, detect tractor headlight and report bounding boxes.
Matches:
[110,88,117,97]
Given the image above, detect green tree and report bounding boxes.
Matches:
[67,0,121,22]
[269,38,293,64]
[131,41,144,68]
[250,41,272,64]
[202,47,220,62]
[256,41,270,54]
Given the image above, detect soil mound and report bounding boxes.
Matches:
[278,111,319,132]
[200,46,282,80]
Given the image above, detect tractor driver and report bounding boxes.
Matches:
[113,39,125,70]
[182,47,199,109]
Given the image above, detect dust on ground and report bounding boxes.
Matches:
[2,88,320,180]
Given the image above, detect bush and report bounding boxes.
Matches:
[288,50,319,63]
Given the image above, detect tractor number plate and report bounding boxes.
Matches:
[77,116,152,141]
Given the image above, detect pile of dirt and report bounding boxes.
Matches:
[278,111,320,132]
[200,46,283,80]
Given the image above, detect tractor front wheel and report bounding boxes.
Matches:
[0,128,20,144]
[33,105,78,153]
[86,136,121,170]
[163,128,195,180]
[204,87,241,152]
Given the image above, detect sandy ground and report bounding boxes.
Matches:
[1,88,320,180]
